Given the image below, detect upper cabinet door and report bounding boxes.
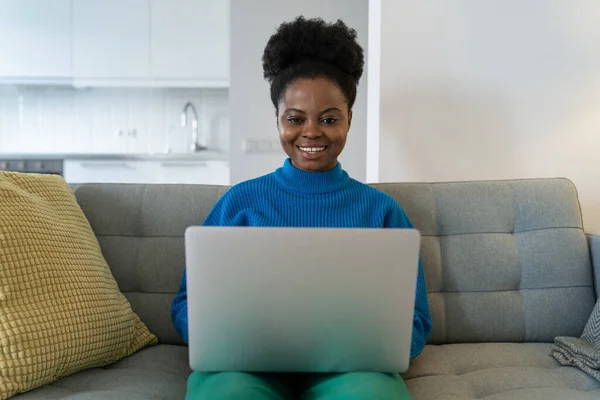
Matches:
[72,0,151,80]
[0,0,71,79]
[150,0,229,85]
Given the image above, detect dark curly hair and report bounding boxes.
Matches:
[262,16,364,112]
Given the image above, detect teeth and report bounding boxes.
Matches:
[299,146,325,152]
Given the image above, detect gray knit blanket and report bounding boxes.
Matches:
[551,298,600,381]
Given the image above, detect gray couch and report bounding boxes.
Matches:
[15,178,600,400]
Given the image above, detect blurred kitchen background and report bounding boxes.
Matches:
[0,0,370,185]
[2,0,600,235]
[0,0,232,184]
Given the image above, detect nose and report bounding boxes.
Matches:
[302,119,323,139]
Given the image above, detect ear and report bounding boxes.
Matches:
[348,110,353,130]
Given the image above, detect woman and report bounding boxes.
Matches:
[172,16,432,400]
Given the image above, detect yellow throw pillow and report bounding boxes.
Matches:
[0,172,157,399]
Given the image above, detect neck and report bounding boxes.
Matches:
[274,158,350,194]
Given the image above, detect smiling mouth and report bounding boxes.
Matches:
[297,146,327,154]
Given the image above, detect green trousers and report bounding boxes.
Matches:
[185,371,413,399]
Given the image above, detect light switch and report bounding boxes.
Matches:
[257,140,271,151]
[243,139,258,153]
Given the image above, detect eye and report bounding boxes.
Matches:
[286,117,303,124]
[321,117,338,125]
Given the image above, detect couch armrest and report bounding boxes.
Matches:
[588,234,600,298]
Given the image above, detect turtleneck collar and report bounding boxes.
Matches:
[274,158,350,194]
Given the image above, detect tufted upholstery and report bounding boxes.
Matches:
[68,184,229,346]
[11,346,190,400]
[372,179,597,344]
[14,178,600,400]
[404,343,600,399]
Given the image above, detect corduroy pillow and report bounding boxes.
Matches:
[0,172,157,399]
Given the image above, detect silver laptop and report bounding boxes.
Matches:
[185,227,421,373]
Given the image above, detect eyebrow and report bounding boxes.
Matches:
[283,107,342,114]
[283,108,306,114]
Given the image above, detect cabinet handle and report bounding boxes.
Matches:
[79,162,132,169]
[161,162,208,168]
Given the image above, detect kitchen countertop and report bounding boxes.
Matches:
[0,151,229,162]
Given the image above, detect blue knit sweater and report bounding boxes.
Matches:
[171,158,432,359]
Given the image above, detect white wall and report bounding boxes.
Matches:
[377,0,600,234]
[0,86,229,154]
[366,0,381,183]
[229,0,369,184]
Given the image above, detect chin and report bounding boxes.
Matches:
[292,158,334,172]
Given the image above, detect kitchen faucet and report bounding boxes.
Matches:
[181,102,207,152]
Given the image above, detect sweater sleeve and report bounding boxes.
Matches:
[171,190,246,344]
[384,200,432,359]
[171,269,189,343]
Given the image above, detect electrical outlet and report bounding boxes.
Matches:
[243,138,282,154]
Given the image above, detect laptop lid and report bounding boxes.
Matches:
[185,226,420,373]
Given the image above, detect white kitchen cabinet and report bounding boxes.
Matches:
[157,160,230,184]
[72,0,151,82]
[64,160,151,184]
[64,159,230,185]
[150,0,229,87]
[0,0,230,87]
[0,0,71,81]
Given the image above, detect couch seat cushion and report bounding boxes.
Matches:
[14,343,600,399]
[12,345,190,400]
[405,343,600,399]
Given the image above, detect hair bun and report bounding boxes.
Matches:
[262,16,364,84]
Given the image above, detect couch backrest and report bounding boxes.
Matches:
[74,184,228,345]
[74,178,597,346]
[373,178,596,344]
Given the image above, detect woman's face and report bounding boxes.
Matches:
[277,77,351,172]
